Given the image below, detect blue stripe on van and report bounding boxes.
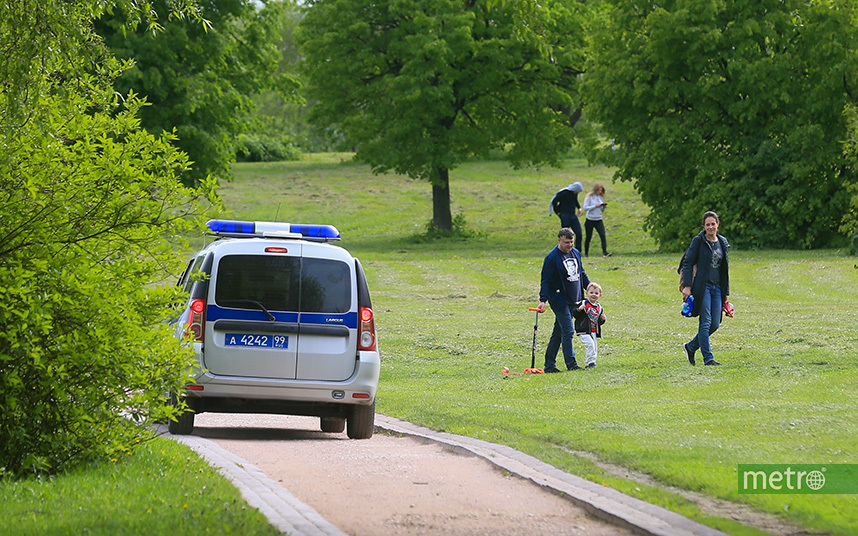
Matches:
[206,305,299,323]
[206,305,357,328]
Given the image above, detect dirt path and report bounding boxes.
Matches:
[192,413,635,536]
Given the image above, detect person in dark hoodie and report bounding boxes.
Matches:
[536,227,590,372]
[680,211,730,366]
[549,182,584,251]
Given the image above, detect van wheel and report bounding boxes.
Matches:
[347,401,375,439]
[320,417,345,433]
[168,392,195,435]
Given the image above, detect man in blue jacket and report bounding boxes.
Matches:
[536,228,590,372]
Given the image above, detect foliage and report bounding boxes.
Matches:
[583,0,858,250]
[0,0,200,125]
[0,0,213,477]
[296,0,589,230]
[841,104,858,251]
[236,130,301,163]
[250,2,338,153]
[96,0,299,186]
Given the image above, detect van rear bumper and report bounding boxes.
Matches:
[181,350,380,414]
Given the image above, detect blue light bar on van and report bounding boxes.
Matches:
[208,219,255,234]
[206,219,341,241]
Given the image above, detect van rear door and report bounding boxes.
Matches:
[205,245,302,380]
[295,254,358,381]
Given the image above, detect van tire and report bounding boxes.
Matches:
[168,392,195,435]
[347,401,375,439]
[320,417,345,433]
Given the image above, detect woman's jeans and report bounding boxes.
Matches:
[545,300,578,370]
[687,283,722,363]
[584,219,608,256]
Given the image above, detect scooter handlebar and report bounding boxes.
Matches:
[528,307,544,312]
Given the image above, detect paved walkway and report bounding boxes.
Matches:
[159,416,730,536]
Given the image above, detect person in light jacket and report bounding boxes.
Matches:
[582,183,611,257]
[681,211,730,366]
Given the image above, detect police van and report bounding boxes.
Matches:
[170,219,380,439]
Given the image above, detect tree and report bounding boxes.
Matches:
[0,0,212,477]
[250,2,328,154]
[96,0,297,186]
[842,105,858,253]
[296,0,588,231]
[583,0,858,250]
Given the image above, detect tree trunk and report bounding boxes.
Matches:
[432,167,453,231]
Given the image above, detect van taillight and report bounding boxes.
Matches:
[358,307,376,351]
[186,299,205,342]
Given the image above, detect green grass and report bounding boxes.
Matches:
[2,438,281,536]
[5,154,853,536]
[219,154,858,535]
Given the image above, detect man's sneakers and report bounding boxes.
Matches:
[545,364,591,372]
[704,360,722,366]
[682,343,696,366]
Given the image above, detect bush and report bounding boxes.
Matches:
[0,63,211,477]
[410,214,483,243]
[236,133,301,162]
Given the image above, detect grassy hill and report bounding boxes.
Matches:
[224,154,858,536]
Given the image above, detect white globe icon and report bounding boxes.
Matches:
[805,470,826,490]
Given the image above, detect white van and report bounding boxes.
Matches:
[170,220,380,438]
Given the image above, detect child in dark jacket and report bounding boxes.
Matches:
[574,282,606,369]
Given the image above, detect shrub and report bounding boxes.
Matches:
[0,64,212,477]
[411,214,483,243]
[236,133,301,162]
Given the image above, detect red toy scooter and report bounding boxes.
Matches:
[502,308,545,376]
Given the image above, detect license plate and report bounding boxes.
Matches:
[225,333,289,349]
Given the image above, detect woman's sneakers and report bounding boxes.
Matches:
[682,343,696,365]
[683,343,721,365]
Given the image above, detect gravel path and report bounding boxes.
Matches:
[172,412,733,536]
[191,413,633,536]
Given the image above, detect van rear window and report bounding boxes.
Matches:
[215,255,350,313]
[301,257,351,313]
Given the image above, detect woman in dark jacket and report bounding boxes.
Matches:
[680,211,730,366]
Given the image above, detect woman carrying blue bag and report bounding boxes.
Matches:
[680,211,730,366]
